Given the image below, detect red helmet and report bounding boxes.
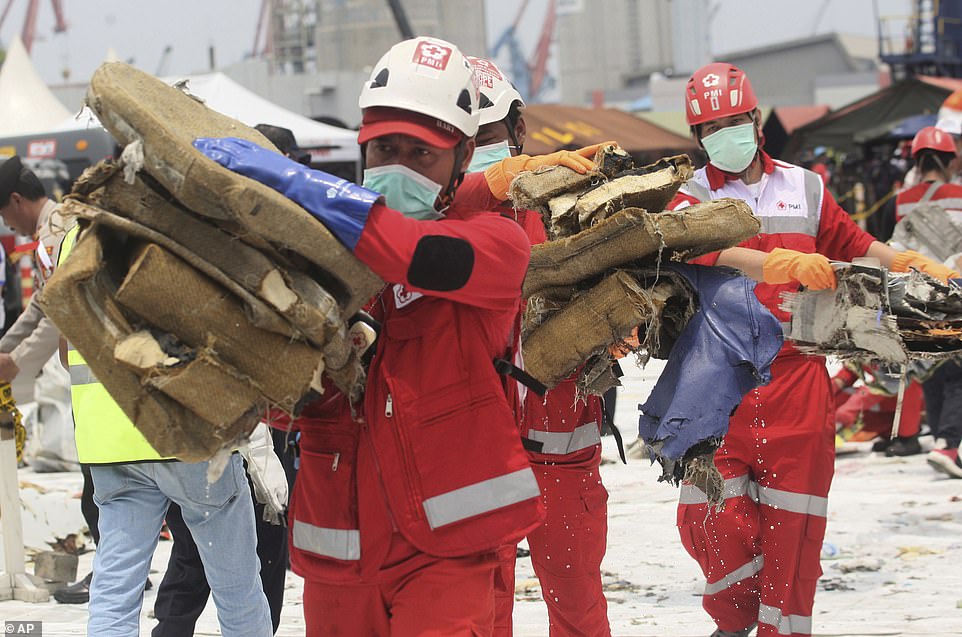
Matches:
[911,126,958,157]
[685,62,758,126]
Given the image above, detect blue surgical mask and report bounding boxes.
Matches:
[467,140,513,173]
[701,122,758,174]
[362,164,444,220]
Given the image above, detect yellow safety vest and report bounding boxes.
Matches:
[60,226,169,463]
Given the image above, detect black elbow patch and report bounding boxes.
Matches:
[407,235,475,291]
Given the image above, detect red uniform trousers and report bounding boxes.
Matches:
[304,536,498,636]
[834,383,923,437]
[494,446,610,637]
[677,355,834,637]
[528,450,609,637]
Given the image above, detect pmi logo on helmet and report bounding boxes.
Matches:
[470,58,503,89]
[413,41,452,71]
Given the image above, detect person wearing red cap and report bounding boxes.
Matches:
[895,125,962,477]
[668,63,959,637]
[195,37,600,636]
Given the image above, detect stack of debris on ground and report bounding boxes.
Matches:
[39,62,383,462]
[511,146,779,503]
[783,263,962,364]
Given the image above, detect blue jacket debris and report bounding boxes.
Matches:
[638,263,782,482]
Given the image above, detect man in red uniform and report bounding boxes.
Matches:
[895,125,962,477]
[669,63,958,637]
[196,37,599,636]
[465,56,611,637]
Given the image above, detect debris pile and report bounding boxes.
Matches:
[40,63,383,461]
[512,147,782,501]
[783,263,962,364]
[513,146,761,393]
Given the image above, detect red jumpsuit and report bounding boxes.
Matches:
[670,153,876,637]
[455,180,611,637]
[287,191,545,636]
[832,364,922,438]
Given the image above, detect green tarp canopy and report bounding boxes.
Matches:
[785,75,962,158]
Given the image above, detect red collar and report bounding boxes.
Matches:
[705,151,776,190]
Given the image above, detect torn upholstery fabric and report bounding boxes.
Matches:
[638,263,783,482]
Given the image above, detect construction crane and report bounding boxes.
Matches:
[0,0,67,53]
[490,0,556,103]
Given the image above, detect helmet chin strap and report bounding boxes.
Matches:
[436,138,468,210]
[505,119,522,154]
[933,154,952,183]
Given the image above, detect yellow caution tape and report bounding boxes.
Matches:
[0,382,25,464]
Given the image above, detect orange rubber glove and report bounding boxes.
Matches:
[608,326,640,359]
[762,248,836,290]
[890,250,960,283]
[484,141,618,200]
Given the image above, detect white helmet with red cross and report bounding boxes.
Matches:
[685,62,758,127]
[359,37,480,139]
[466,56,525,126]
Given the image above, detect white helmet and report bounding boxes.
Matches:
[467,56,525,126]
[359,37,480,139]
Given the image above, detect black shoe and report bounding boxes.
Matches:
[53,572,92,604]
[515,547,530,558]
[872,437,892,453]
[885,435,922,457]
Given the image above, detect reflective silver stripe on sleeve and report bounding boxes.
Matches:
[69,364,98,386]
[524,422,601,455]
[679,473,753,505]
[704,554,764,595]
[757,485,828,517]
[758,215,819,236]
[422,467,540,530]
[758,603,813,636]
[291,519,360,561]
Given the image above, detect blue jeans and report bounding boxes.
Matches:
[88,455,272,636]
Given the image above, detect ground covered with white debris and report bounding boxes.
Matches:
[2,359,962,636]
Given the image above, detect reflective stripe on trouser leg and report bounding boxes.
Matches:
[751,356,835,637]
[677,405,763,635]
[679,476,763,632]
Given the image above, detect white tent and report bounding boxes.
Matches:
[57,71,360,164]
[0,36,71,136]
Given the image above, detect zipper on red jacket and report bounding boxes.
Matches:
[383,389,424,521]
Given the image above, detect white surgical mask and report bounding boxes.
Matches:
[467,140,513,173]
[701,122,758,174]
[362,164,444,220]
